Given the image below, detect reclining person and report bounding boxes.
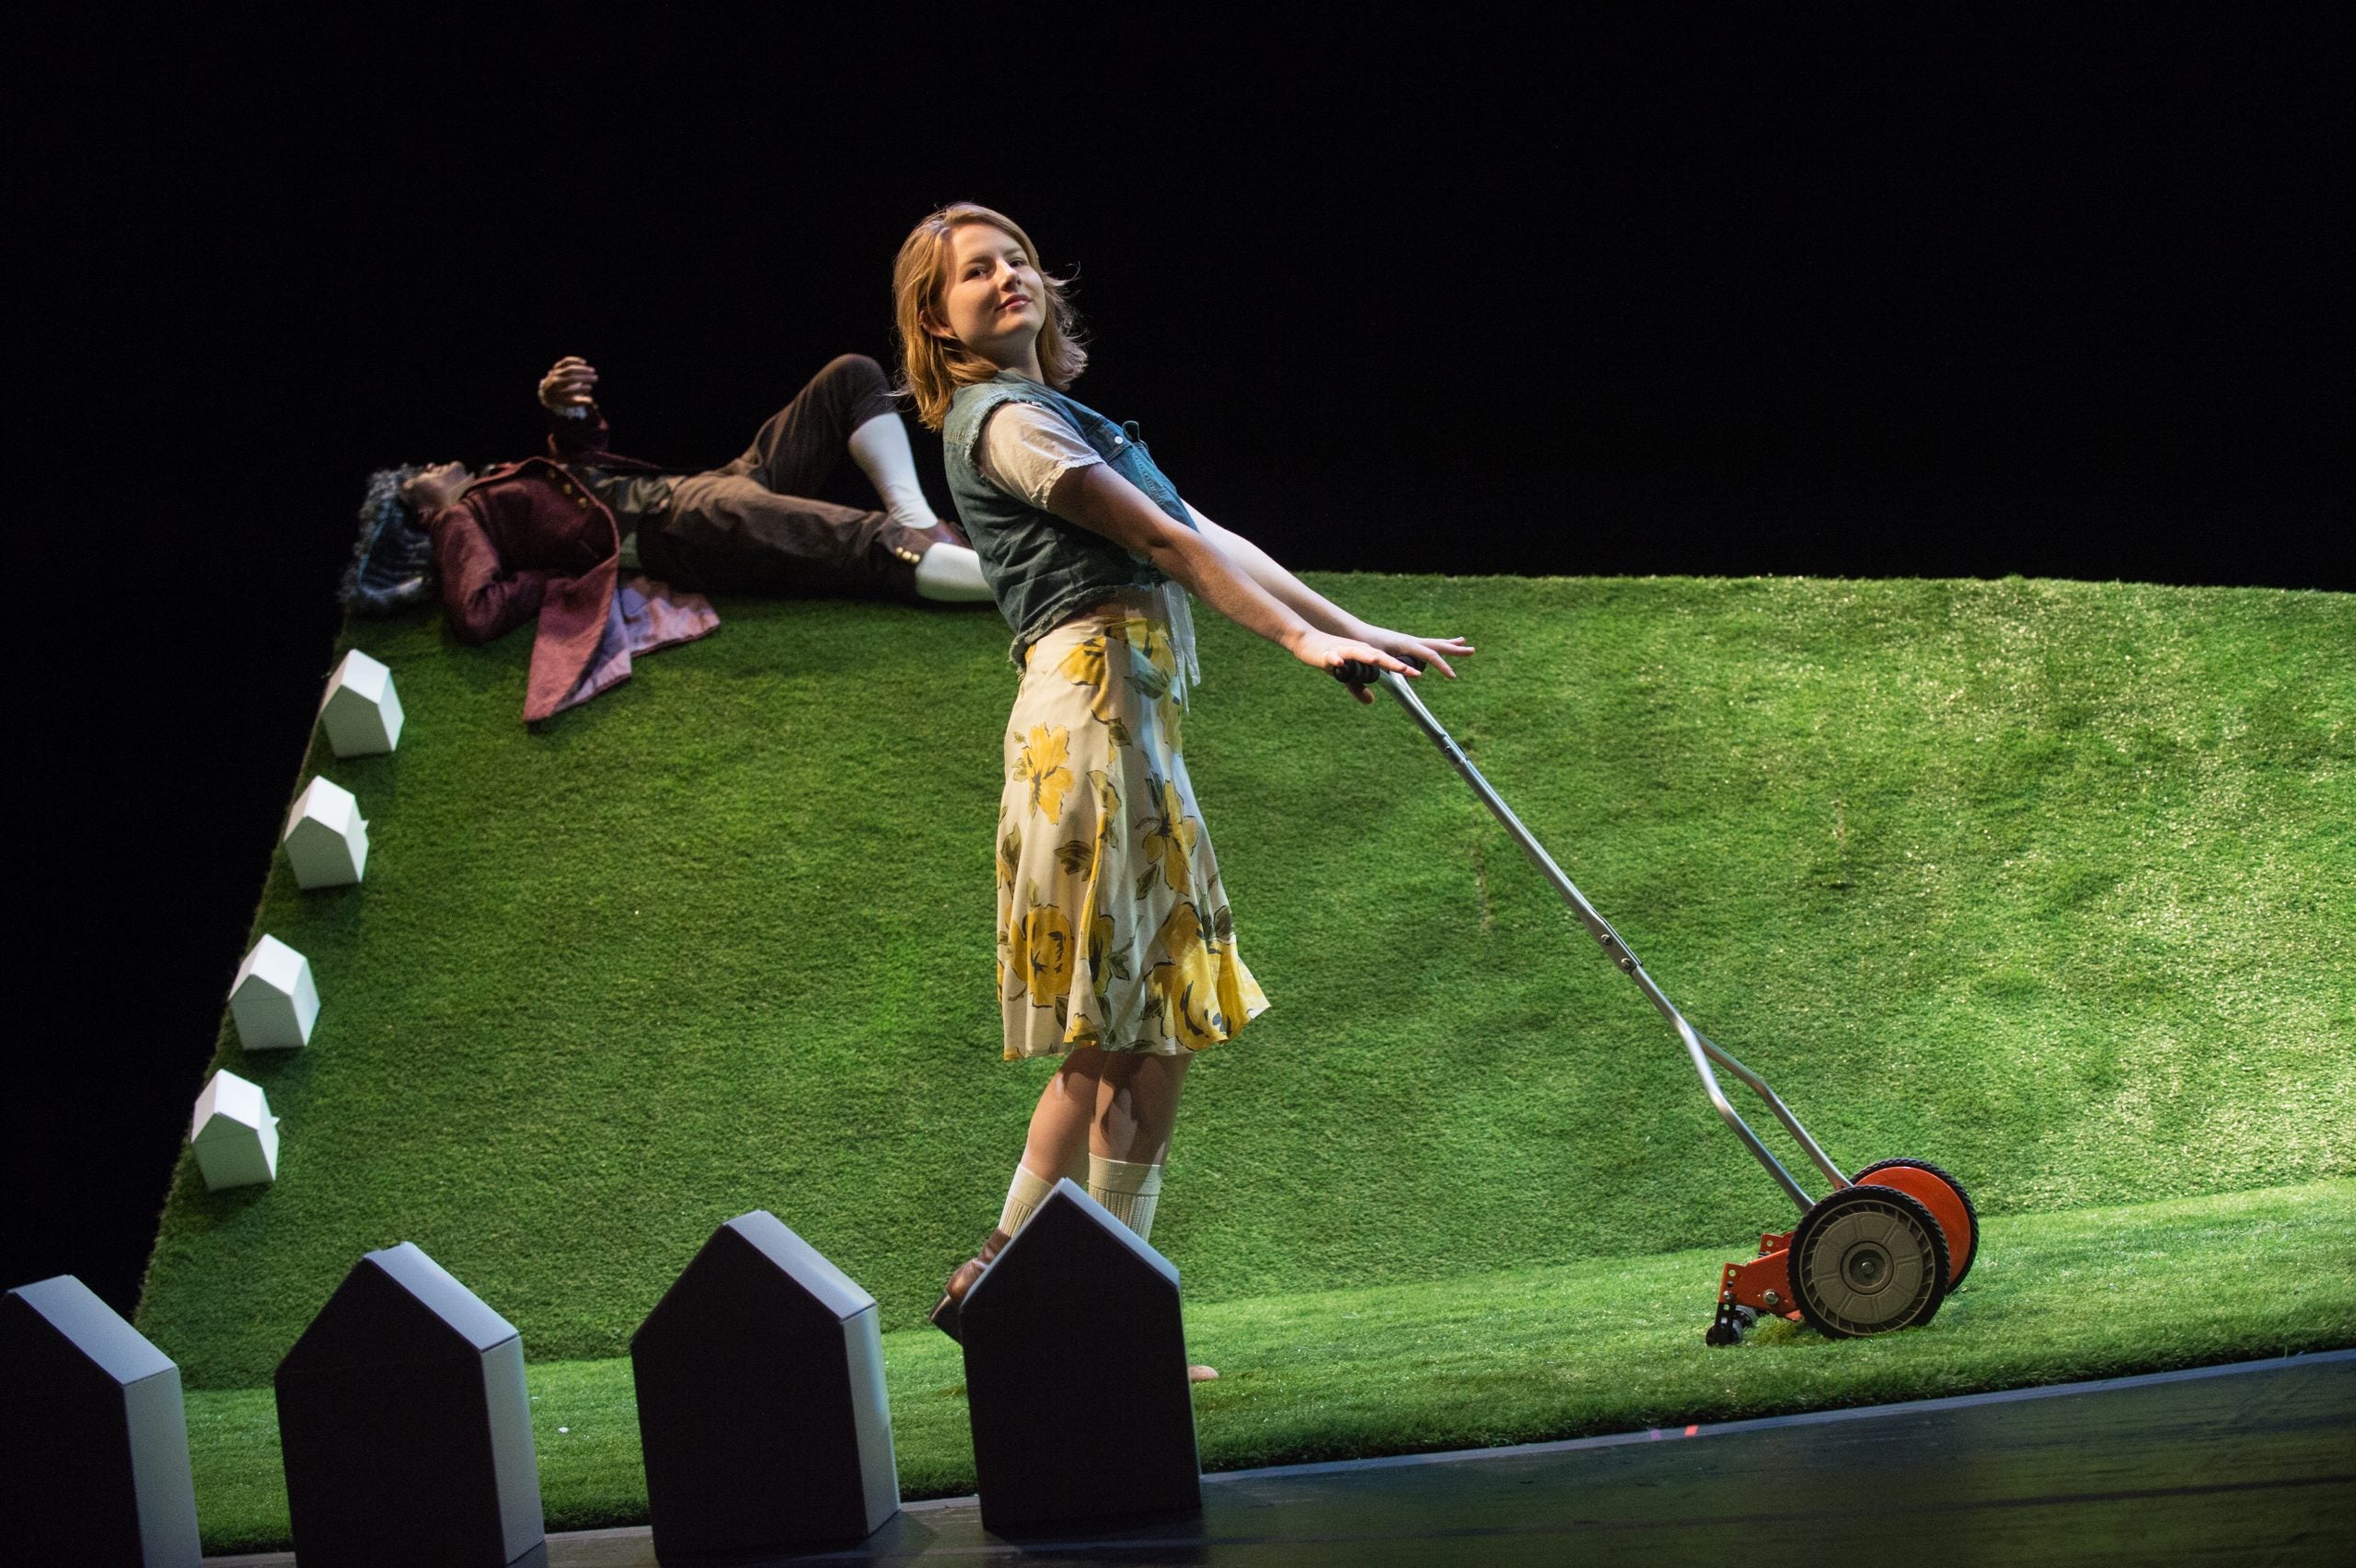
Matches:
[401,352,990,721]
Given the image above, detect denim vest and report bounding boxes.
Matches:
[943,372,1198,660]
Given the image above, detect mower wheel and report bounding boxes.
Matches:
[1788,1184,1949,1339]
[1854,1157,1981,1289]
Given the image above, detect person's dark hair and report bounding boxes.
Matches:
[341,466,439,615]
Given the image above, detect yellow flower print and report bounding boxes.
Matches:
[1081,909,1133,998]
[1115,617,1172,701]
[1088,769,1121,863]
[1057,633,1105,685]
[1147,903,1229,1052]
[1158,689,1186,745]
[1130,617,1177,682]
[1056,768,1125,881]
[1011,725,1074,824]
[1138,778,1199,894]
[1205,904,1266,1029]
[1056,633,1121,722]
[997,824,1022,893]
[1011,905,1076,1005]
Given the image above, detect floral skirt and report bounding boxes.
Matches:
[996,592,1269,1060]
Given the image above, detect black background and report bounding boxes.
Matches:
[9,12,2347,1320]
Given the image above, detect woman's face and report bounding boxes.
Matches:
[931,223,1044,369]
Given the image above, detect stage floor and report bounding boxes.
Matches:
[207,1350,2352,1566]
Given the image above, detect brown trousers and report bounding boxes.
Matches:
[637,354,933,601]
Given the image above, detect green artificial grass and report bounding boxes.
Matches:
[179,1180,2356,1552]
[138,574,2353,1400]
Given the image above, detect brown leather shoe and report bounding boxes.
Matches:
[929,1227,1012,1343]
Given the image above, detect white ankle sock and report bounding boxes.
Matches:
[1088,1156,1164,1240]
[914,541,992,601]
[846,411,937,536]
[999,1161,1058,1235]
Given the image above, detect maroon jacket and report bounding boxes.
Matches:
[424,407,707,721]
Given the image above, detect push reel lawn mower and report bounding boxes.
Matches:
[1339,658,1980,1343]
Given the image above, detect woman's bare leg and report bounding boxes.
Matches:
[1090,1051,1192,1164]
[1084,1051,1187,1239]
[941,1050,1103,1313]
[1022,1046,1107,1180]
[1089,1053,1218,1382]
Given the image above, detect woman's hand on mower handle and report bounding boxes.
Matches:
[1324,629,1473,701]
[1288,630,1418,705]
[1354,627,1474,681]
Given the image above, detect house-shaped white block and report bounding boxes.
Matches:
[229,934,318,1051]
[191,1069,280,1190]
[282,777,368,889]
[320,649,404,757]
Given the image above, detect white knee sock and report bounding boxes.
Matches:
[914,541,992,601]
[1088,1156,1165,1241]
[846,410,937,536]
[999,1161,1058,1236]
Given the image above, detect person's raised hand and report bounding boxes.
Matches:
[537,355,599,411]
[1288,629,1421,704]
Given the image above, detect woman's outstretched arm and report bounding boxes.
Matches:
[1046,462,1422,686]
[1185,503,1472,680]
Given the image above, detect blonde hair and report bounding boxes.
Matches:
[893,203,1088,430]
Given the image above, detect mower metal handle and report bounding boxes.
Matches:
[1333,652,1426,688]
[1374,668,1849,1214]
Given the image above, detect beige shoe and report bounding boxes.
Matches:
[1188,1364,1219,1383]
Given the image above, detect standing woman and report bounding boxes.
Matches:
[895,204,1472,1378]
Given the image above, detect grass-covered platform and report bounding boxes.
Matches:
[133,575,2352,1549]
[181,1182,2354,1551]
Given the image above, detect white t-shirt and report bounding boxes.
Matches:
[976,400,1103,508]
